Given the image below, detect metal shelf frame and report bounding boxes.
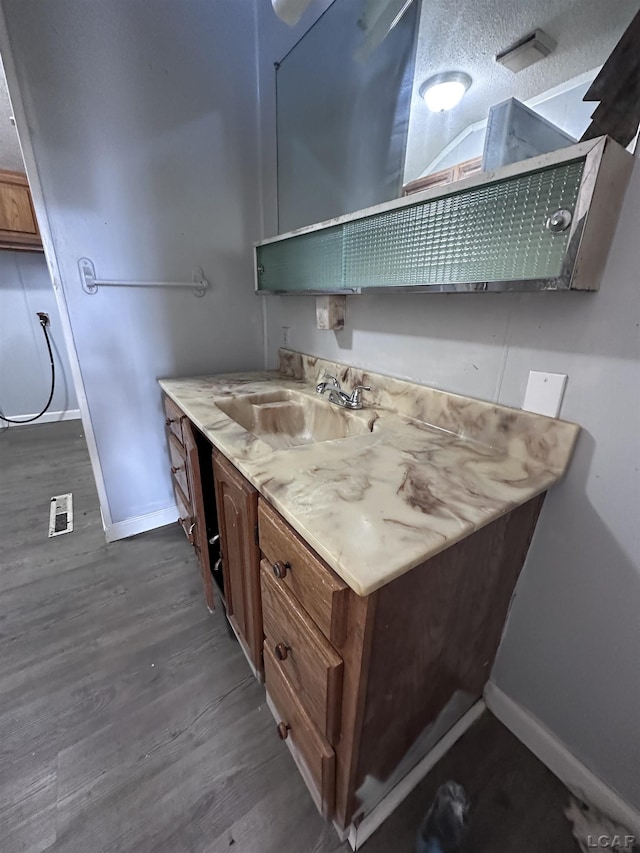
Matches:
[255,136,633,295]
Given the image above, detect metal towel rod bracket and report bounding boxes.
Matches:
[79,257,209,297]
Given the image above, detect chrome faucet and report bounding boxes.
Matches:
[315,373,372,410]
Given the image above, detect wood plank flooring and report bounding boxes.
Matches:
[0,420,579,853]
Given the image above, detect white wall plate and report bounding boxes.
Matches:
[523,371,568,418]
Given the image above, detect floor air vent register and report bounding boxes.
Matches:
[48,493,73,537]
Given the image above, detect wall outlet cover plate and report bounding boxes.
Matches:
[522,371,567,418]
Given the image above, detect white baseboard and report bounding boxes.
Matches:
[485,682,640,836]
[104,505,178,543]
[348,700,486,850]
[2,408,81,426]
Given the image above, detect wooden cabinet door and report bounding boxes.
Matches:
[182,419,214,611]
[453,157,482,182]
[402,156,482,196]
[0,169,43,252]
[213,450,263,676]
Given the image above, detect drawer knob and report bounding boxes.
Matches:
[275,642,290,661]
[277,722,290,740]
[165,417,173,426]
[273,560,291,579]
[170,465,182,474]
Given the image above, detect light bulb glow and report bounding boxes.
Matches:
[420,73,471,112]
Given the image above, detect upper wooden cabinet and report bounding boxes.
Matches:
[0,169,43,252]
[402,156,482,195]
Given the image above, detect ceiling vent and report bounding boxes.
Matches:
[496,29,557,73]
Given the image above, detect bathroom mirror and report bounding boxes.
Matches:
[275,0,639,232]
[276,0,419,233]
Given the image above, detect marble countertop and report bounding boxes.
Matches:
[159,349,579,596]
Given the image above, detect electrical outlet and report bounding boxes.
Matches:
[523,371,567,417]
[36,312,50,326]
[282,326,290,347]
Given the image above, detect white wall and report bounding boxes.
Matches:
[259,22,640,804]
[0,59,78,424]
[0,59,22,170]
[0,250,78,420]
[1,0,265,532]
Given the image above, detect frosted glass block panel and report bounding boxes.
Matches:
[343,160,584,288]
[255,138,631,294]
[257,226,343,292]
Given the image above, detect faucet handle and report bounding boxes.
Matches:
[322,372,339,387]
[349,384,372,405]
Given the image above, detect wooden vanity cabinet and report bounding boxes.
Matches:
[212,449,263,678]
[258,493,546,831]
[162,395,263,674]
[161,396,547,834]
[163,395,214,610]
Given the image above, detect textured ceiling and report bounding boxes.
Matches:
[0,61,24,172]
[405,0,640,179]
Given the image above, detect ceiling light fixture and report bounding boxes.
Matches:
[419,72,472,112]
[271,0,312,26]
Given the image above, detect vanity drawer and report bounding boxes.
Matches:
[163,395,185,446]
[258,499,349,648]
[261,561,343,742]
[168,433,190,499]
[174,481,196,545]
[264,642,335,819]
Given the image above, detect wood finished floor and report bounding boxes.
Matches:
[0,420,579,853]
